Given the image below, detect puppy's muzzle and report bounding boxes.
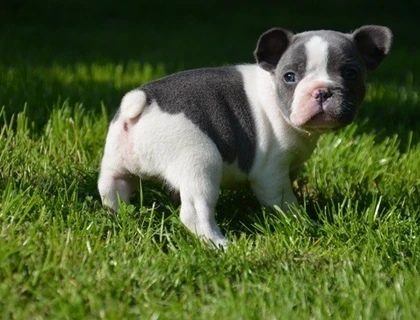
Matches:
[311,87,333,107]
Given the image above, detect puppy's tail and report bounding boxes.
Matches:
[119,89,147,119]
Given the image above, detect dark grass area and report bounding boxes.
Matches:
[2,2,419,65]
[1,1,419,146]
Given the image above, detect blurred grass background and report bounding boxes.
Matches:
[1,0,419,129]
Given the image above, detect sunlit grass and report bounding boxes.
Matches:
[1,13,420,319]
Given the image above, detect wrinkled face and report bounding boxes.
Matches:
[274,31,367,132]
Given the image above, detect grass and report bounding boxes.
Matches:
[1,1,420,319]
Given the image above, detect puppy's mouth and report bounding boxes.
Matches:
[291,107,344,132]
[290,98,357,133]
[300,111,343,132]
[289,83,359,133]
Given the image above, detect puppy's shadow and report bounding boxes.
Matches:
[85,171,408,243]
[215,188,263,237]
[83,173,314,239]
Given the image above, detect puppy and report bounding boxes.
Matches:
[98,25,392,246]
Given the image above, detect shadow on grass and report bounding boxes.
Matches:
[73,166,420,254]
[80,170,265,244]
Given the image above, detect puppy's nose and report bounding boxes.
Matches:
[311,88,332,106]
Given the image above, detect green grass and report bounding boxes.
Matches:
[1,1,420,319]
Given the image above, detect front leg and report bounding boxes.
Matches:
[250,172,298,212]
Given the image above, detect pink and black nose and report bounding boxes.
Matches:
[311,88,332,107]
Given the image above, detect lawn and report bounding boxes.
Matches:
[1,1,420,319]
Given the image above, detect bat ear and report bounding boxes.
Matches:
[254,28,294,72]
[352,25,393,70]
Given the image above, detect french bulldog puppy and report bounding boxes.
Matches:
[98,25,392,247]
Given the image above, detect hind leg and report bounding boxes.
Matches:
[180,189,227,248]
[168,153,227,247]
[98,169,139,212]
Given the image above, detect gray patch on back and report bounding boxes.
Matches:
[140,67,257,173]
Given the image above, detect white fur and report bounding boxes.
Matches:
[236,65,319,206]
[98,65,320,247]
[99,99,227,246]
[304,36,329,78]
[120,89,146,119]
[290,36,334,127]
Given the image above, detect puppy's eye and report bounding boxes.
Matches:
[283,72,296,83]
[343,67,358,80]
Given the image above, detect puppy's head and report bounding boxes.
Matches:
[255,25,392,132]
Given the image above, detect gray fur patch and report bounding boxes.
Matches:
[274,38,308,118]
[140,67,257,173]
